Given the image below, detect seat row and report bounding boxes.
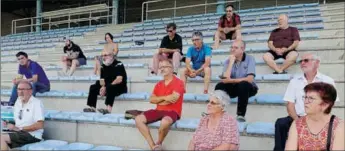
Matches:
[1,43,56,52]
[142,3,319,24]
[2,25,103,39]
[98,24,322,44]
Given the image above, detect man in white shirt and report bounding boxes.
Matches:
[1,81,45,150]
[273,53,338,151]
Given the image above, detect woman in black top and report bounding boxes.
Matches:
[60,39,87,76]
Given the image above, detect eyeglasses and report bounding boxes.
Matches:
[298,59,315,64]
[226,10,232,12]
[18,110,23,120]
[17,88,32,91]
[166,30,174,33]
[302,96,319,104]
[192,38,201,42]
[206,100,220,105]
[159,66,172,69]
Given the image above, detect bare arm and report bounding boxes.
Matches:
[230,24,241,31]
[111,76,123,85]
[285,121,298,150]
[149,94,166,104]
[185,58,194,72]
[22,121,44,132]
[268,41,277,51]
[223,59,234,78]
[196,57,211,73]
[332,121,345,150]
[286,41,299,51]
[287,102,299,120]
[150,92,180,105]
[188,140,195,150]
[113,43,119,56]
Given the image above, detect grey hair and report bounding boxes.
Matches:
[192,31,203,41]
[17,80,33,89]
[311,54,321,61]
[209,90,230,111]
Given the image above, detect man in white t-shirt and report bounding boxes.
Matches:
[1,81,44,150]
[273,53,339,151]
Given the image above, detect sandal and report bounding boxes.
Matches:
[83,108,96,112]
[153,144,163,151]
[97,108,110,115]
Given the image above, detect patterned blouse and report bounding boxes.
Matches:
[192,113,240,150]
[296,116,340,151]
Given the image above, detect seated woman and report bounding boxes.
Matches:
[93,33,119,75]
[60,39,87,76]
[188,90,240,150]
[285,82,344,151]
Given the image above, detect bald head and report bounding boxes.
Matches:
[278,14,289,29]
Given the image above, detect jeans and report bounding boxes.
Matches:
[9,82,50,105]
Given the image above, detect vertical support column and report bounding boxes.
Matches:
[36,0,42,32]
[217,0,225,14]
[112,0,119,24]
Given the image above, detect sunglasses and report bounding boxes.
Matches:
[19,109,23,120]
[101,54,112,57]
[166,30,174,33]
[298,59,314,64]
[17,88,32,91]
[159,65,172,69]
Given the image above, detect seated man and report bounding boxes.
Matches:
[273,53,339,151]
[150,23,183,75]
[213,4,242,49]
[9,51,50,106]
[135,60,185,150]
[1,81,45,150]
[215,40,258,122]
[180,31,212,94]
[263,14,300,74]
[60,39,87,76]
[83,50,128,114]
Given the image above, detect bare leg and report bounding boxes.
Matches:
[233,29,242,40]
[151,52,161,74]
[280,51,298,71]
[203,67,211,94]
[263,52,282,73]
[180,68,189,88]
[135,115,155,149]
[1,134,11,150]
[172,52,182,73]
[213,31,227,49]
[67,59,80,76]
[61,56,69,74]
[157,116,174,145]
[93,57,101,75]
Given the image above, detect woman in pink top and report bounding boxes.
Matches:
[285,82,344,150]
[188,90,240,150]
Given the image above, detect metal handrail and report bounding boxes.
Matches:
[141,0,241,22]
[11,5,116,34]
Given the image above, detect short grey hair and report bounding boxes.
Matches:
[17,80,33,89]
[209,90,230,111]
[192,31,203,40]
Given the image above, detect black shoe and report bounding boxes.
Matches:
[173,72,177,75]
[273,70,287,74]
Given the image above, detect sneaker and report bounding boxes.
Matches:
[236,115,246,122]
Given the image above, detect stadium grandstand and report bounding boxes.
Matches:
[1,0,344,150]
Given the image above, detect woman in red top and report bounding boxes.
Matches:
[285,82,344,150]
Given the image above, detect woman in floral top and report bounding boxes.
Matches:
[285,82,344,150]
[188,90,240,150]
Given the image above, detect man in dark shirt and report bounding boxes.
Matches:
[60,39,87,76]
[8,51,50,106]
[213,4,242,49]
[263,14,300,74]
[83,50,127,114]
[150,23,183,75]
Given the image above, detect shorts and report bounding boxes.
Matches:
[225,31,235,40]
[67,58,87,66]
[267,50,297,60]
[8,131,41,148]
[143,109,180,124]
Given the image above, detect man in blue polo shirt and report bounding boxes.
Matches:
[180,31,212,94]
[8,51,50,106]
[215,40,258,122]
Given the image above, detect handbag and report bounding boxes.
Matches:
[326,115,335,151]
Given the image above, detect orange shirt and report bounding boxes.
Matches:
[153,76,185,117]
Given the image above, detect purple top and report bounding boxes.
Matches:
[18,60,50,86]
